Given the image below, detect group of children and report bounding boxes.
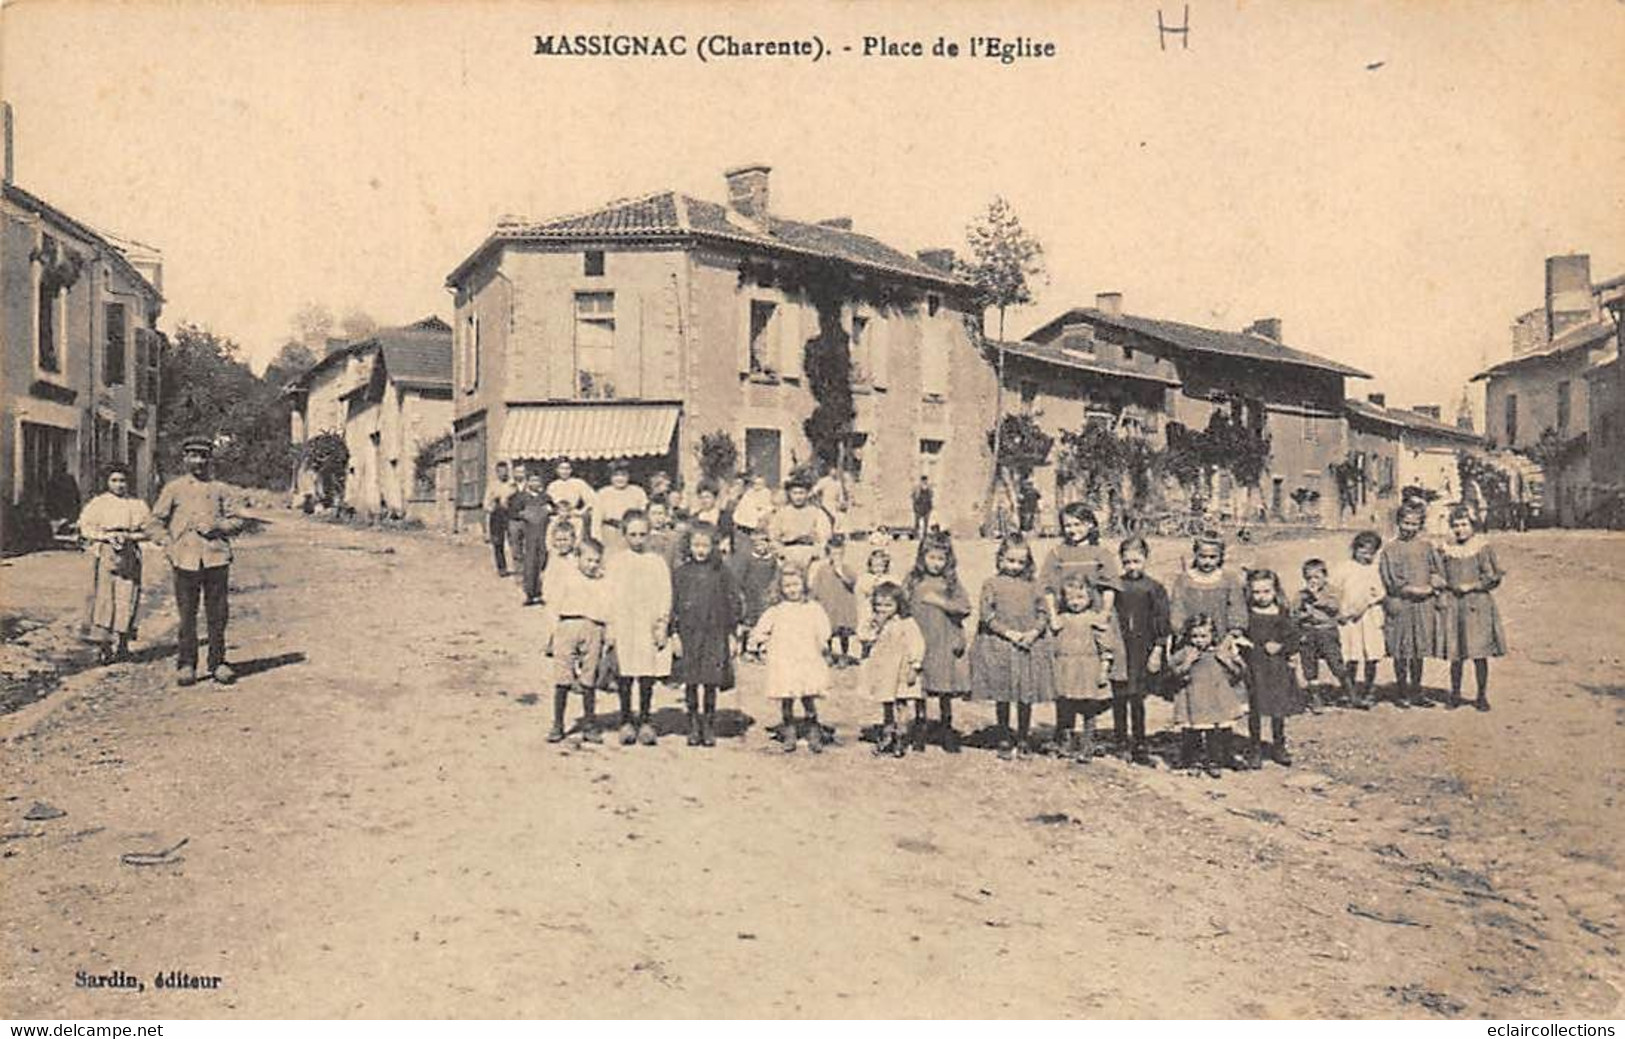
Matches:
[531,485,1509,776]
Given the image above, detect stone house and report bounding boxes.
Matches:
[1,105,164,550]
[1343,394,1485,532]
[285,317,453,520]
[1010,294,1369,526]
[442,164,995,534]
[1473,254,1623,526]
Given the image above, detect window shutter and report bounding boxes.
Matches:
[778,299,804,379]
[615,291,642,398]
[871,310,889,389]
[737,296,753,374]
[471,315,481,390]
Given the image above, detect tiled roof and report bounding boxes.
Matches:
[377,328,453,390]
[285,317,451,393]
[1000,339,1182,386]
[1026,308,1370,378]
[1346,399,1483,444]
[1472,318,1617,381]
[450,190,969,289]
[2,183,162,302]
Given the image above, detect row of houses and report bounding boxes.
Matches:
[1,105,166,551]
[285,163,1501,536]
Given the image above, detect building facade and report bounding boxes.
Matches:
[1010,295,1369,527]
[285,317,453,520]
[1,127,164,550]
[443,165,996,534]
[1344,395,1485,532]
[1474,254,1623,526]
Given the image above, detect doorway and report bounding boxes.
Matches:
[745,427,782,488]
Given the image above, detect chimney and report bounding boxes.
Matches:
[916,248,955,272]
[1411,404,1442,420]
[1245,317,1282,341]
[724,163,771,221]
[1096,292,1123,318]
[1367,392,1387,407]
[1546,253,1593,339]
[3,101,13,185]
[818,216,853,230]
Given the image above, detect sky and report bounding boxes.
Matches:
[3,0,1622,418]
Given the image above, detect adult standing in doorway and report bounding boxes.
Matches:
[732,472,774,556]
[547,457,596,541]
[912,475,934,541]
[146,436,245,686]
[483,461,518,576]
[77,462,151,664]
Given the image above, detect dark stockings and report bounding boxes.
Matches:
[1449,659,1490,703]
[618,676,656,725]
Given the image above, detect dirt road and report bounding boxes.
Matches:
[2,517,1621,1018]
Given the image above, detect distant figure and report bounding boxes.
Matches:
[508,463,529,567]
[146,435,245,686]
[77,463,151,664]
[483,461,517,576]
[1017,479,1040,534]
[912,476,934,541]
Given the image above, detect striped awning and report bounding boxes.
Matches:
[498,403,680,462]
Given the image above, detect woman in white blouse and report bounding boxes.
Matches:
[77,463,152,663]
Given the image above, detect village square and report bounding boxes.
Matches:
[1,1,1622,1023]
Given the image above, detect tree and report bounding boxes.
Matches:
[958,197,1048,531]
[340,308,378,341]
[695,430,740,484]
[157,324,292,489]
[263,339,319,389]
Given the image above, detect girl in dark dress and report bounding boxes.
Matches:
[1113,536,1171,766]
[1239,569,1304,768]
[670,523,741,747]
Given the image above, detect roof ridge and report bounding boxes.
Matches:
[506,188,675,232]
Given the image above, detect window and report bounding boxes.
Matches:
[850,315,870,383]
[574,292,616,399]
[748,300,776,375]
[1556,381,1571,434]
[104,303,127,386]
[141,329,162,403]
[1062,327,1096,355]
[920,334,949,399]
[1123,345,1135,361]
[584,250,605,277]
[926,293,941,318]
[37,247,61,373]
[1504,393,1519,446]
[1302,408,1319,445]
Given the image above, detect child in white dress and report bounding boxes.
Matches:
[1330,530,1385,709]
[748,567,834,753]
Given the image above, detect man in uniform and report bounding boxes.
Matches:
[146,435,244,686]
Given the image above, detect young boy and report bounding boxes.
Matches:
[546,537,614,744]
[729,526,781,660]
[1294,558,1352,711]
